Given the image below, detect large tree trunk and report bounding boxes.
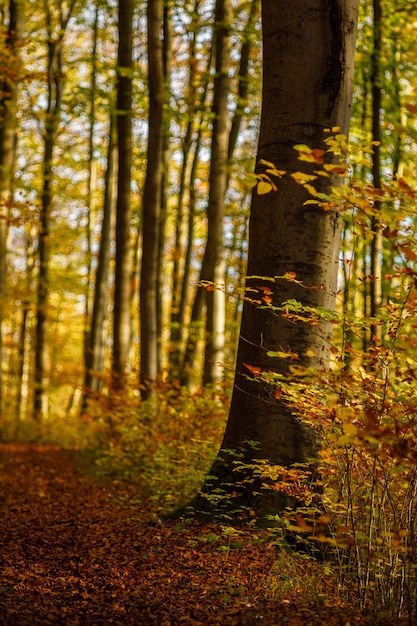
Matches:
[190,0,359,515]
[139,0,165,399]
[112,0,133,392]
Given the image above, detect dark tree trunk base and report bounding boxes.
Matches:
[167,452,335,562]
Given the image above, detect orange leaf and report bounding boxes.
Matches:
[312,148,325,164]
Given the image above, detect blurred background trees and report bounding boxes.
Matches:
[0,0,417,434]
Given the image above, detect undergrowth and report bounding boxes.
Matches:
[91,383,229,511]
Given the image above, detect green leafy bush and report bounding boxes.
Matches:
[94,382,229,510]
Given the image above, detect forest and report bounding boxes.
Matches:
[1,0,417,623]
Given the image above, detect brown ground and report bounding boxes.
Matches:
[0,444,406,625]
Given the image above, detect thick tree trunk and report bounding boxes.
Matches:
[189,0,359,517]
[139,0,165,399]
[112,0,133,392]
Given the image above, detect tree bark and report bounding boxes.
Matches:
[168,0,207,378]
[112,0,133,392]
[139,0,165,399]
[83,0,100,382]
[83,115,117,408]
[190,0,359,516]
[0,0,23,425]
[202,0,232,386]
[369,0,382,346]
[177,50,214,387]
[34,0,76,419]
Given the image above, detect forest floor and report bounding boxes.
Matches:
[0,443,408,626]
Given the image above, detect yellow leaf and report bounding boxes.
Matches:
[323,163,348,175]
[257,180,273,195]
[291,172,318,185]
[293,144,312,153]
[267,350,298,360]
[304,184,318,197]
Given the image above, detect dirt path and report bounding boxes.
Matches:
[0,444,402,625]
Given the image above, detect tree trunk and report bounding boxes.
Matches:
[112,0,133,392]
[0,0,23,426]
[175,50,214,386]
[202,0,232,386]
[227,0,261,166]
[83,0,100,381]
[369,0,382,346]
[83,115,117,408]
[190,0,359,516]
[139,0,165,399]
[156,0,172,374]
[168,1,207,378]
[34,4,73,419]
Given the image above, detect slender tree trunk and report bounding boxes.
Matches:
[179,120,209,387]
[0,0,23,427]
[369,0,382,345]
[156,0,172,374]
[83,0,100,375]
[227,0,260,166]
[183,0,233,387]
[202,0,234,386]
[112,0,133,392]
[182,1,259,386]
[168,0,203,377]
[172,45,214,382]
[34,1,76,419]
[139,0,165,399]
[83,116,117,408]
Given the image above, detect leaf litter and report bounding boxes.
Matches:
[0,444,406,625]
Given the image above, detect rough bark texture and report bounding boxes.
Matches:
[188,0,359,517]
